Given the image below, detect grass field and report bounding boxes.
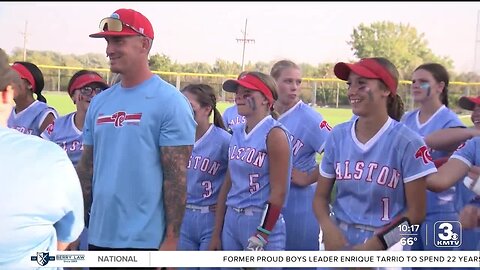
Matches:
[44,91,474,127]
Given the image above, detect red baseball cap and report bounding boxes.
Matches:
[223,73,275,107]
[458,96,480,111]
[89,9,154,40]
[334,58,398,95]
[68,73,108,96]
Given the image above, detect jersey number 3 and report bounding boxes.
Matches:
[202,180,212,198]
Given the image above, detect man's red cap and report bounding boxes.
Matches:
[89,9,154,40]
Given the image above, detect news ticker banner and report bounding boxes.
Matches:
[25,251,480,268]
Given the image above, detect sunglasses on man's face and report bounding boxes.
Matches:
[99,17,146,37]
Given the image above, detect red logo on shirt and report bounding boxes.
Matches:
[96,111,142,127]
[319,120,332,131]
[415,145,433,164]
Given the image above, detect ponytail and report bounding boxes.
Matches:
[36,92,47,103]
[440,87,449,107]
[213,106,227,131]
[270,106,279,120]
[387,93,405,121]
[181,83,228,130]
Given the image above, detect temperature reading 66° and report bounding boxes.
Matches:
[400,237,417,246]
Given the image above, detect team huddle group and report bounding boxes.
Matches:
[1,7,479,270]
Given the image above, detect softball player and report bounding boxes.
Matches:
[270,60,331,253]
[8,61,57,136]
[401,63,465,258]
[41,70,108,166]
[177,84,231,259]
[209,72,292,259]
[424,95,480,253]
[426,135,480,250]
[222,104,246,132]
[314,57,436,252]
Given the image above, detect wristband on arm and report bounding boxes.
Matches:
[463,176,480,196]
[257,202,282,236]
[246,202,282,251]
[375,216,411,250]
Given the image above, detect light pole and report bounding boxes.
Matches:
[474,10,480,74]
[21,21,29,61]
[236,18,255,72]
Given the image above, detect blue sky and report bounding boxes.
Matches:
[2,1,480,72]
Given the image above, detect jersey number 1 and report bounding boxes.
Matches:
[381,197,390,221]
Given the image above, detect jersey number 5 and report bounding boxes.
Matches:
[249,173,260,194]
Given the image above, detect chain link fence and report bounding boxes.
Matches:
[39,65,480,113]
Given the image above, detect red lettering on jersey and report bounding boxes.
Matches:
[46,122,55,135]
[319,120,332,131]
[415,145,433,164]
[456,142,466,151]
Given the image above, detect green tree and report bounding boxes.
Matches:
[348,21,453,79]
[182,62,212,74]
[149,53,180,72]
[212,59,241,76]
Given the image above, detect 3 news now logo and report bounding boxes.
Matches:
[433,221,462,248]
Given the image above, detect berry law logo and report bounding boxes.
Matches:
[31,252,55,266]
[433,221,462,248]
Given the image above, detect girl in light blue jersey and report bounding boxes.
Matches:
[314,57,435,252]
[426,132,480,252]
[424,95,480,253]
[8,61,58,136]
[209,72,292,257]
[177,84,231,261]
[41,70,108,253]
[41,70,109,166]
[401,63,465,261]
[270,60,331,253]
[222,104,245,132]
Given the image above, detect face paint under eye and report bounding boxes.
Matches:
[366,87,374,101]
[420,82,431,96]
[420,82,430,90]
[246,96,257,111]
